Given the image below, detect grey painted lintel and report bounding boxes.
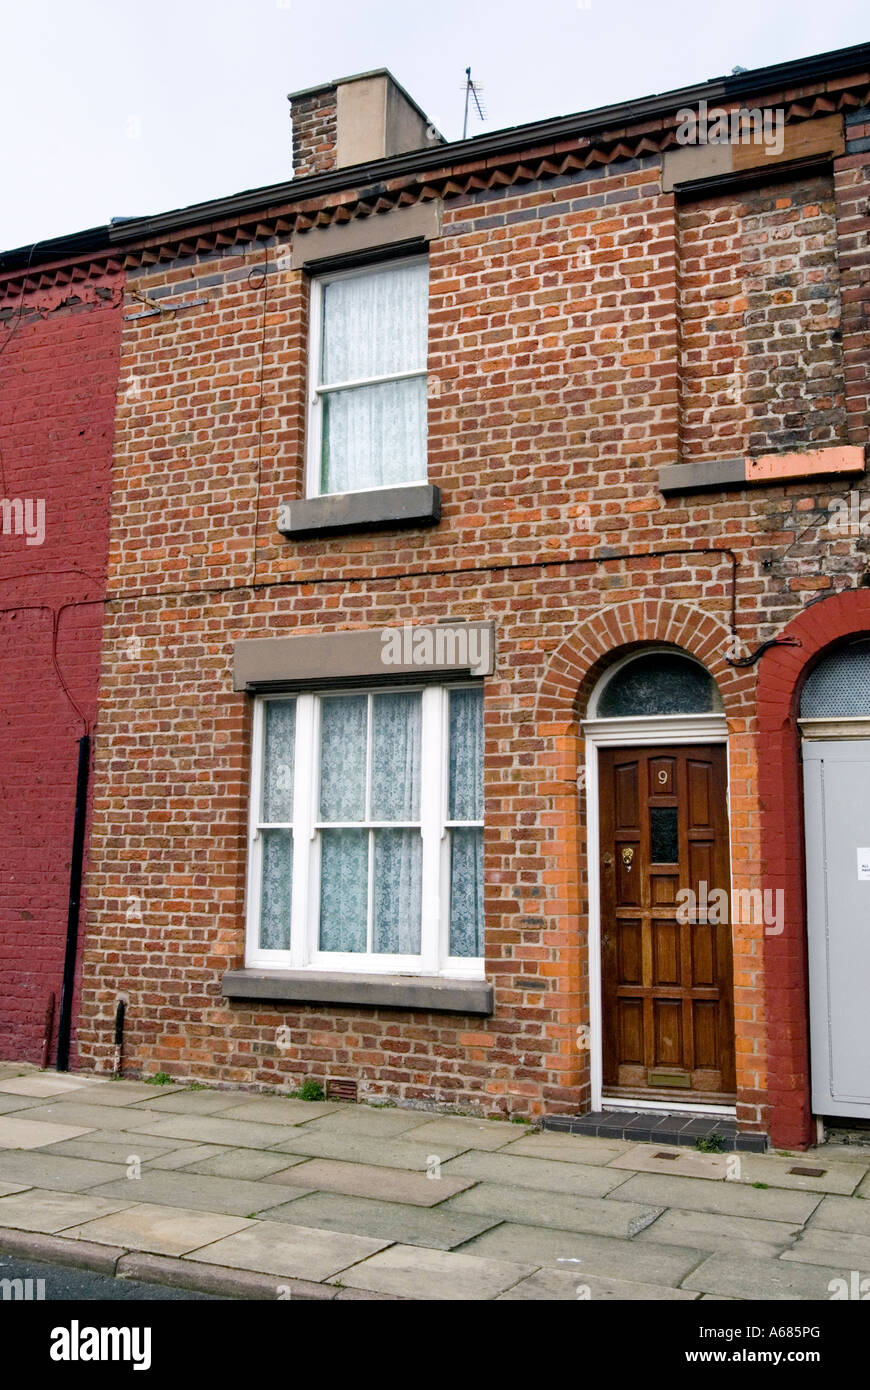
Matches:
[658,457,747,494]
[291,200,441,269]
[233,621,494,691]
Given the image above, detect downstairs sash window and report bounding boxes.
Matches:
[246,684,484,977]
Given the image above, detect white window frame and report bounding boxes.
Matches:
[306,256,429,499]
[244,683,484,979]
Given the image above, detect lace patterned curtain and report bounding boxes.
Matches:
[259,700,295,951]
[319,260,428,494]
[318,691,423,954]
[448,687,484,957]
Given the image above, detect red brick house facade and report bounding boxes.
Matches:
[31,46,870,1148]
[0,239,124,1063]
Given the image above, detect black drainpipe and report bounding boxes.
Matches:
[56,734,90,1072]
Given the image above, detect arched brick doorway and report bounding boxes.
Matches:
[758,589,870,1149]
[539,600,763,1136]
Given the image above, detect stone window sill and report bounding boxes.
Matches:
[221,968,493,1015]
[658,446,864,496]
[278,483,441,539]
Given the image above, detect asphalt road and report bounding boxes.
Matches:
[0,1254,228,1300]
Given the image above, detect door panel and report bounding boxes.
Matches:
[803,740,870,1118]
[615,763,639,827]
[600,744,735,1101]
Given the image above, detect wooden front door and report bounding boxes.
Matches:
[599,745,735,1102]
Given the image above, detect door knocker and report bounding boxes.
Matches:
[621,846,635,869]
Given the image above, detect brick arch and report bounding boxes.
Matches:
[758,589,870,1149]
[538,599,752,724]
[532,597,759,1125]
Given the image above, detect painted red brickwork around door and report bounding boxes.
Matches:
[758,590,870,1148]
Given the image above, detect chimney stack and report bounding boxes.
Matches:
[289,69,443,179]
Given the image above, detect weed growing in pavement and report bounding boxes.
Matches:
[695,1135,726,1154]
[292,1080,326,1101]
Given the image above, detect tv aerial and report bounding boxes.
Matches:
[462,67,486,139]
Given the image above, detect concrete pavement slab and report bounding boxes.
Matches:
[608,1144,731,1179]
[216,1098,342,1125]
[441,1150,630,1196]
[39,1133,193,1163]
[634,1207,802,1254]
[268,1131,468,1168]
[142,1145,231,1170]
[781,1227,870,1269]
[87,1169,300,1218]
[123,1114,305,1149]
[804,1143,870,1167]
[265,1157,474,1206]
[683,1251,857,1300]
[325,1242,536,1300]
[809,1193,870,1236]
[0,1075,100,1098]
[297,1107,436,1139]
[0,1096,48,1115]
[0,1116,95,1150]
[10,1103,168,1131]
[65,1082,188,1106]
[0,1188,134,1234]
[606,1172,823,1224]
[113,1090,246,1116]
[182,1150,304,1180]
[186,1218,390,1281]
[394,1117,527,1151]
[500,1133,634,1165]
[736,1152,865,1195]
[0,1181,31,1197]
[458,1221,707,1287]
[265,1191,500,1249]
[61,1203,253,1256]
[444,1181,664,1238]
[0,1151,127,1192]
[497,1268,700,1300]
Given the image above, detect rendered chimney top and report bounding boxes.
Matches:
[288,68,444,177]
[288,69,440,129]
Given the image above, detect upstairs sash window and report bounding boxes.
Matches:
[308,258,429,496]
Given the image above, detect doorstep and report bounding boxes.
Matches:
[541,1109,768,1153]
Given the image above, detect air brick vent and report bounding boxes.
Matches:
[327,1078,358,1102]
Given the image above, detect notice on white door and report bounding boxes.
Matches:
[858,848,870,881]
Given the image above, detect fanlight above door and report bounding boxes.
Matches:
[594,652,723,719]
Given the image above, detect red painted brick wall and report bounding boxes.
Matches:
[0,263,122,1061]
[758,591,870,1149]
[74,94,870,1144]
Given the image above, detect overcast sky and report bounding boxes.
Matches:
[1,0,867,252]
